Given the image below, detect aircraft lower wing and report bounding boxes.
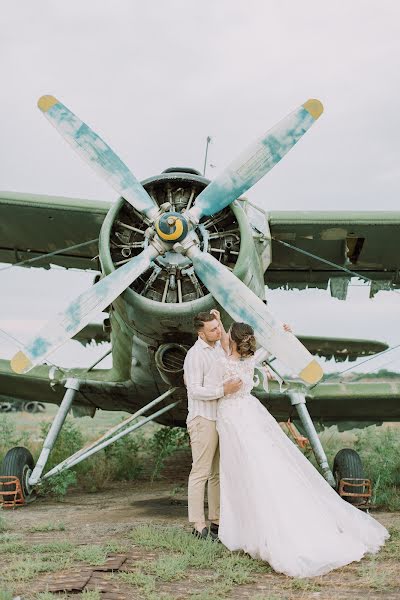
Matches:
[298,336,388,362]
[1,357,400,426]
[265,211,400,299]
[0,192,110,270]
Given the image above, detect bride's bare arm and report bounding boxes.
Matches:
[210,309,230,354]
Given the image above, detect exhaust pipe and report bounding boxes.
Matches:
[155,343,188,386]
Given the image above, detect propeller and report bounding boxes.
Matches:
[11,244,160,374]
[187,245,322,384]
[37,96,159,221]
[187,99,323,223]
[11,97,324,384]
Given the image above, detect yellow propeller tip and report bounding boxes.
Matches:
[38,95,58,112]
[11,351,32,374]
[299,359,323,385]
[303,99,324,120]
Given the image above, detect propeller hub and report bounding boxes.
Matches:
[155,211,189,243]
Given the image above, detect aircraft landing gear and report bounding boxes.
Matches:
[288,390,336,487]
[333,448,371,507]
[0,446,36,505]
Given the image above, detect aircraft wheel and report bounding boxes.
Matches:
[333,448,364,504]
[0,447,36,502]
[23,401,40,413]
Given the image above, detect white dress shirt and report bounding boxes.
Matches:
[184,337,226,424]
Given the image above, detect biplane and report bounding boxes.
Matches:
[1,96,399,507]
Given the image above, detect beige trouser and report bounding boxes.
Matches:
[187,416,220,524]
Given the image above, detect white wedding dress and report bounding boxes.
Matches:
[215,355,389,578]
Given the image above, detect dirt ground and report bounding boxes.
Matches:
[1,447,400,600]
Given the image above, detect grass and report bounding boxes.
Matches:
[28,521,65,533]
[74,544,108,565]
[357,558,389,591]
[0,509,7,532]
[374,526,400,561]
[121,524,271,599]
[1,555,73,583]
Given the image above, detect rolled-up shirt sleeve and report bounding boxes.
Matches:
[184,350,224,402]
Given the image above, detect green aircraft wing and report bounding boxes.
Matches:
[265,211,400,298]
[0,192,110,270]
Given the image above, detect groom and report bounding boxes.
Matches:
[183,310,242,540]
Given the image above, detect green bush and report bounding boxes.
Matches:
[37,419,83,498]
[355,426,400,510]
[103,432,144,481]
[146,426,189,480]
[0,416,24,463]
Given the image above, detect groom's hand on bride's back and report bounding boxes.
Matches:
[223,377,242,395]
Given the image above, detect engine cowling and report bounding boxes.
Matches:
[99,168,264,340]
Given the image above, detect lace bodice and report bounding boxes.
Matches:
[219,355,256,404]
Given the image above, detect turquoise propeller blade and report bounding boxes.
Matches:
[11,245,160,374]
[37,96,159,220]
[188,246,323,385]
[188,99,323,221]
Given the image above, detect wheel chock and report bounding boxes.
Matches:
[0,476,25,509]
[338,478,372,508]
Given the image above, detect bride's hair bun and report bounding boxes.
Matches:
[230,322,256,357]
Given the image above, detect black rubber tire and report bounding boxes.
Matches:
[23,401,39,413]
[333,448,365,504]
[0,446,35,500]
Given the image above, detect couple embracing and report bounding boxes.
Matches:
[183,310,388,578]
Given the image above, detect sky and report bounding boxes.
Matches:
[0,1,400,374]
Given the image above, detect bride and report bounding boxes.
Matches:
[208,312,389,578]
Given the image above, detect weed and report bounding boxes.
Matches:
[80,452,112,493]
[29,521,66,532]
[118,570,156,592]
[35,594,59,600]
[80,591,102,599]
[355,426,400,509]
[1,541,25,553]
[103,430,144,481]
[0,590,14,600]
[143,553,190,581]
[0,508,7,532]
[374,526,400,561]
[0,416,24,461]
[146,426,189,480]
[0,532,21,542]
[1,555,72,583]
[252,596,284,600]
[358,558,388,591]
[74,544,108,565]
[190,579,233,600]
[30,541,74,553]
[40,469,77,499]
[37,419,83,498]
[289,578,321,591]
[130,524,270,599]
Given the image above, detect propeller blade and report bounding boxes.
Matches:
[189,99,323,221]
[188,247,323,384]
[11,245,160,374]
[37,95,159,220]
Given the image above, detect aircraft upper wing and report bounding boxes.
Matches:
[263,211,400,299]
[0,192,111,270]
